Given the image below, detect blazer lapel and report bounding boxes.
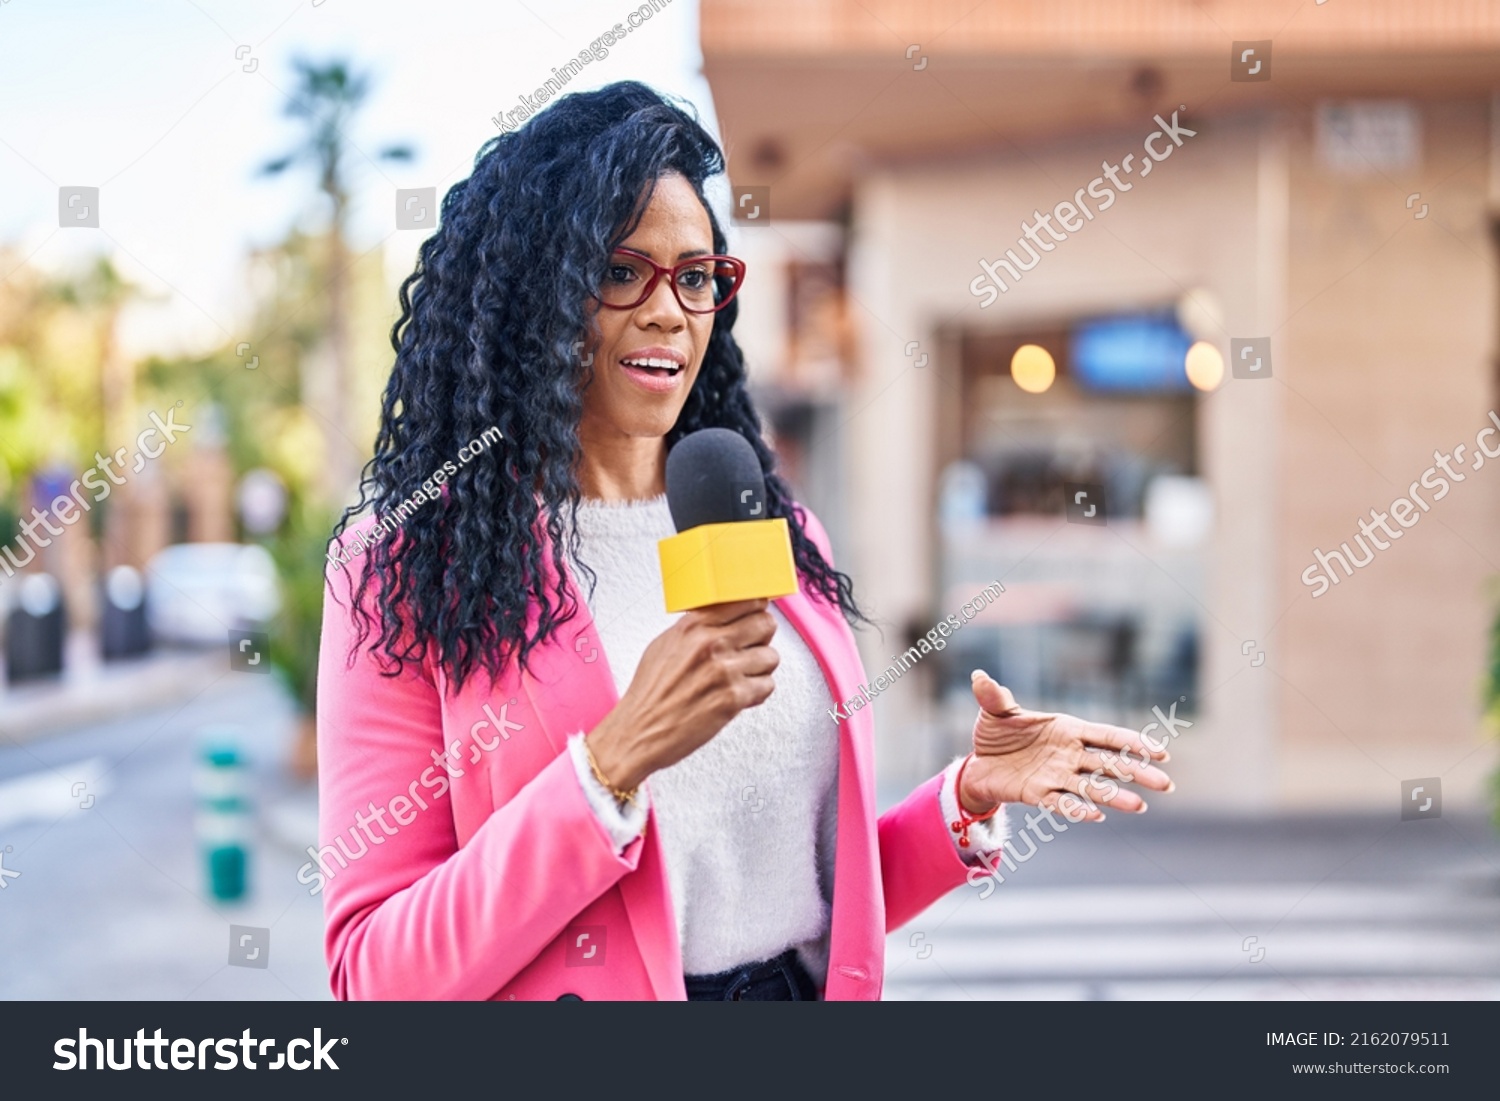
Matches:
[517,567,686,1001]
[774,583,885,997]
[773,587,875,798]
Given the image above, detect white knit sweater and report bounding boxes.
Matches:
[563,495,1005,985]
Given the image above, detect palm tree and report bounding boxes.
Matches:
[50,258,150,576]
[55,258,139,456]
[261,58,413,504]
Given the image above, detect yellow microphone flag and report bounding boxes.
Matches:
[658,518,798,613]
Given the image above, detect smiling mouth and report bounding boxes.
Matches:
[620,355,684,378]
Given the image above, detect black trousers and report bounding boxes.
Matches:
[683,948,821,1001]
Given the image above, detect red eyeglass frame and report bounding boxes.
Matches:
[598,247,747,314]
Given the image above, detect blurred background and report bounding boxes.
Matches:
[2,0,1498,1001]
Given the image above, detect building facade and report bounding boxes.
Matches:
[703,0,1500,809]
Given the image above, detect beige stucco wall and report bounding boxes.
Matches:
[1276,99,1499,809]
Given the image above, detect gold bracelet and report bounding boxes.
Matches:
[583,738,639,806]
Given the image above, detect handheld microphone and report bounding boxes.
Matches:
[659,428,799,612]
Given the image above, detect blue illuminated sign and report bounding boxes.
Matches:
[1070,312,1193,392]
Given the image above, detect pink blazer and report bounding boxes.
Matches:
[315,507,974,1000]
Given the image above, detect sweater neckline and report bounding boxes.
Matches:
[572,493,674,539]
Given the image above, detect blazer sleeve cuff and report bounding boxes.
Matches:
[567,732,649,853]
[937,756,1010,861]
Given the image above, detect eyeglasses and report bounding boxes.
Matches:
[597,247,747,314]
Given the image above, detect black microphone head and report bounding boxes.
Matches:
[665,428,768,531]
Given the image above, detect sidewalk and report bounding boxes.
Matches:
[0,631,235,745]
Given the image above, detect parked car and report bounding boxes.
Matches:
[145,543,280,645]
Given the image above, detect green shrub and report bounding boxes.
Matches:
[265,497,334,716]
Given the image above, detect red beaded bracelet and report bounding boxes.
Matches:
[950,753,1001,848]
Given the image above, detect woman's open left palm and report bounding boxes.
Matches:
[958,670,1175,821]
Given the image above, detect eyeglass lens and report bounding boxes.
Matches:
[600,253,739,311]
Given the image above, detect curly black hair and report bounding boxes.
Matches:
[333,80,864,692]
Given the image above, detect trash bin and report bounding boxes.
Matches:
[5,573,66,684]
[101,565,151,661]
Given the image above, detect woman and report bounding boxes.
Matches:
[316,81,1173,1001]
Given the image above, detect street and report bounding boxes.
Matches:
[884,800,1500,1000]
[0,672,328,1000]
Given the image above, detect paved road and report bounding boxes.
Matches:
[0,673,329,1000]
[883,804,1500,999]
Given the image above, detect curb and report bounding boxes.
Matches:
[0,651,236,744]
